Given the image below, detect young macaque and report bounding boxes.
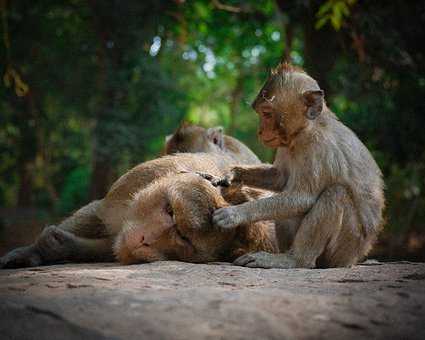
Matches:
[0,153,275,268]
[163,122,261,165]
[212,63,385,269]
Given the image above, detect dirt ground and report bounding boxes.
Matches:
[1,261,424,340]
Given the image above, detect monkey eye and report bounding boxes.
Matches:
[213,137,218,144]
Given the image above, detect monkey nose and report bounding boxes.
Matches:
[139,235,150,247]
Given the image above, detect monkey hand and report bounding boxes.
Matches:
[233,251,297,269]
[0,245,42,269]
[229,166,245,184]
[195,172,230,187]
[213,206,245,229]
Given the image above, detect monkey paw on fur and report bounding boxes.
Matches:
[233,251,297,269]
[213,206,244,229]
[0,245,42,269]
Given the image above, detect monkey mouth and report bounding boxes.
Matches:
[261,137,280,147]
[262,137,277,143]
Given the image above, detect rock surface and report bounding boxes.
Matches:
[1,261,424,340]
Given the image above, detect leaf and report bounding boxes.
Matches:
[317,1,333,18]
[315,16,330,30]
[2,67,29,96]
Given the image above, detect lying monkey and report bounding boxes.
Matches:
[211,63,385,269]
[164,122,261,165]
[115,172,276,264]
[0,153,276,268]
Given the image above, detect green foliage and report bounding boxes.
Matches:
[56,166,90,215]
[316,0,356,30]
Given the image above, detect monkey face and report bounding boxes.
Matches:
[114,173,236,265]
[254,92,312,147]
[252,68,324,147]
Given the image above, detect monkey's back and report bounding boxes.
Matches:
[326,114,385,236]
[223,136,261,165]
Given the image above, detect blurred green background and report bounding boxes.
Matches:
[1,0,424,260]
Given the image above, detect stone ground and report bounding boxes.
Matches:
[0,261,424,340]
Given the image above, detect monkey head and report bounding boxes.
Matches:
[114,173,240,264]
[164,122,224,154]
[251,63,325,147]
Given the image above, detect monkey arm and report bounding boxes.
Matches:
[231,164,283,192]
[213,191,315,229]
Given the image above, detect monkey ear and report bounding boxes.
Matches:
[206,127,224,149]
[302,90,324,120]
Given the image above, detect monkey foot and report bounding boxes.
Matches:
[234,251,297,269]
[0,245,42,269]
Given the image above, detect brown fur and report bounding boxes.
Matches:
[114,173,277,265]
[213,63,385,269]
[0,153,276,268]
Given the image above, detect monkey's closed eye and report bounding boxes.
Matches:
[165,203,174,218]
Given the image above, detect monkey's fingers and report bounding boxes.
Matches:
[212,207,240,229]
[214,177,230,187]
[195,172,214,181]
[234,251,277,268]
[195,172,229,187]
[233,253,256,266]
[234,252,297,269]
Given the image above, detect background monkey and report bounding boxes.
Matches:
[0,153,275,268]
[164,122,261,165]
[212,63,385,269]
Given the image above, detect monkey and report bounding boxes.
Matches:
[211,63,385,269]
[163,122,261,165]
[115,172,277,264]
[0,152,276,268]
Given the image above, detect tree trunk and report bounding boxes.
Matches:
[87,0,118,200]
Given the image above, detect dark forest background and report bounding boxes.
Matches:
[1,0,424,260]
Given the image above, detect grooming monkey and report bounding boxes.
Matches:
[164,122,261,165]
[0,153,275,268]
[212,63,385,269]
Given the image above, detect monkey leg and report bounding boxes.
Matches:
[275,218,300,252]
[234,185,363,269]
[35,225,114,264]
[292,185,363,268]
[0,244,42,269]
[56,200,109,238]
[35,200,114,264]
[1,200,114,269]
